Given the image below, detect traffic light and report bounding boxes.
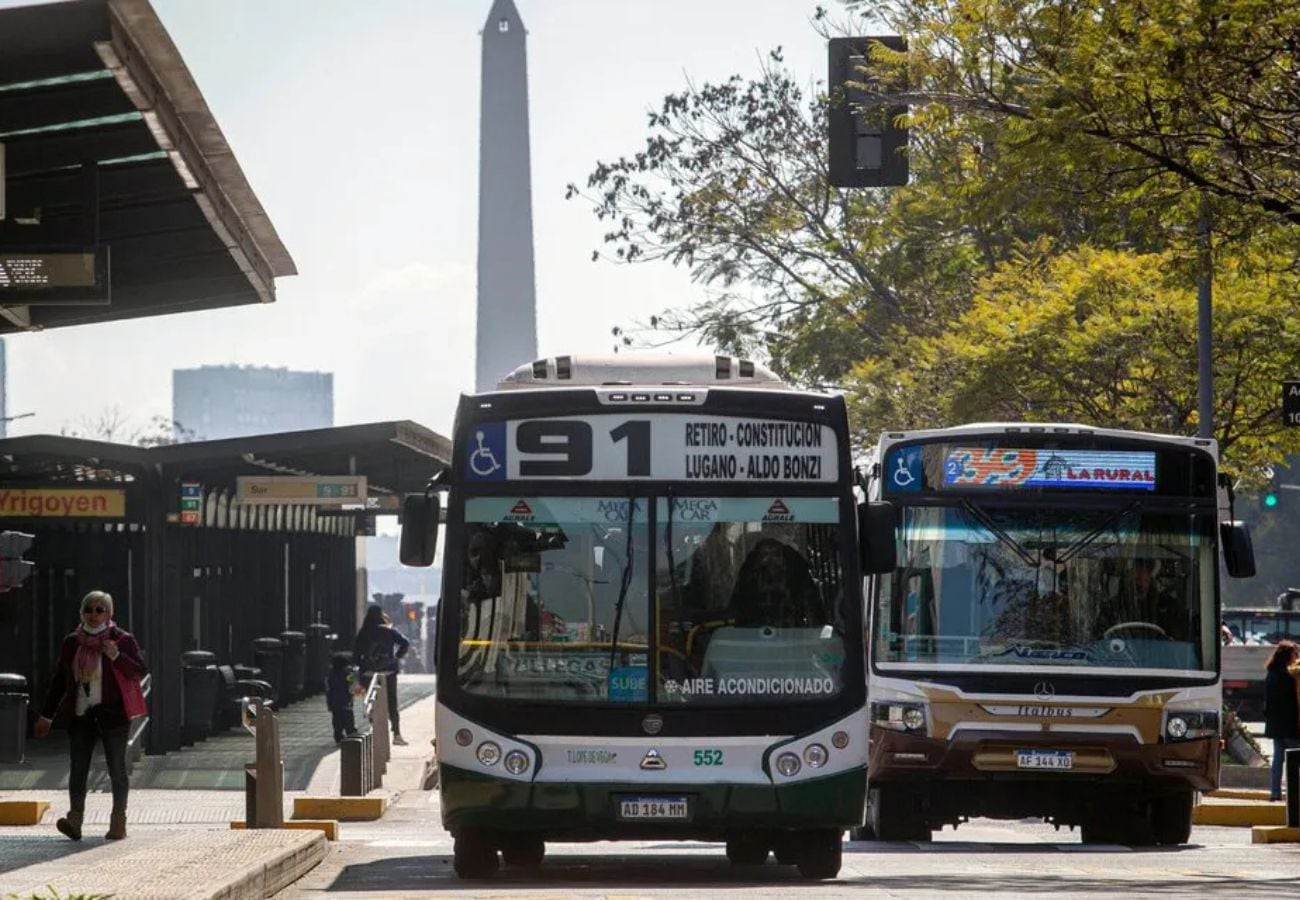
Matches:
[1264,490,1280,509]
[0,530,35,591]
[828,36,910,187]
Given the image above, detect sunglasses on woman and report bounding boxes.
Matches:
[83,606,107,615]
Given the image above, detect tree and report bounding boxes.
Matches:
[572,3,1300,476]
[61,407,197,447]
[862,0,1300,235]
[849,245,1300,479]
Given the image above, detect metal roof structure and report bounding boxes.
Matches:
[0,421,449,498]
[0,0,295,332]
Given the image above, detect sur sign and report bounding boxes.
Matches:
[236,476,367,506]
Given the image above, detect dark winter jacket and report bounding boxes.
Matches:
[353,624,409,674]
[1263,666,1300,740]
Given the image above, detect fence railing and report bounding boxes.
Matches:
[124,673,152,771]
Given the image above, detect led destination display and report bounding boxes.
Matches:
[887,445,1158,493]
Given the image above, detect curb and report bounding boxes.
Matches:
[205,831,329,900]
[232,819,340,840]
[1207,788,1272,801]
[293,794,389,821]
[0,799,49,825]
[1252,825,1300,844]
[1193,801,1287,827]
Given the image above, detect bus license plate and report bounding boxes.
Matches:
[1016,749,1074,770]
[619,796,689,819]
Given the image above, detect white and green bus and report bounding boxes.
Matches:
[857,423,1255,844]
[401,355,894,879]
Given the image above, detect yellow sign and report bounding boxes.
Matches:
[0,488,127,518]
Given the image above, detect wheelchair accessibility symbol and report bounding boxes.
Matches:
[889,447,922,492]
[466,423,507,480]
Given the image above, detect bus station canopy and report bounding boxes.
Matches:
[0,421,450,499]
[0,0,295,333]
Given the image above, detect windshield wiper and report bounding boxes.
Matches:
[607,495,638,670]
[1054,500,1143,563]
[960,500,1039,568]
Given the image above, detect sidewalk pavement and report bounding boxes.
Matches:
[0,676,437,899]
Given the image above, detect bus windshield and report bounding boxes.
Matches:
[657,497,847,706]
[453,494,851,705]
[456,497,651,703]
[876,503,1218,673]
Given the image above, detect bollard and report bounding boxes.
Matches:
[1287,747,1299,828]
[241,697,284,828]
[340,736,365,796]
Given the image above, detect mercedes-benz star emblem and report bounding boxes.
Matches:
[1033,681,1056,700]
[640,749,667,770]
[642,713,664,735]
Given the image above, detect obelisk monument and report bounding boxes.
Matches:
[475,0,538,391]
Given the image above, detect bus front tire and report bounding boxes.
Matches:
[869,787,930,842]
[795,830,843,880]
[725,836,769,865]
[453,832,499,880]
[501,834,546,868]
[1151,792,1194,846]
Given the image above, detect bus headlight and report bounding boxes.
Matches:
[454,728,473,747]
[872,701,928,736]
[1164,711,1218,742]
[803,743,829,768]
[776,752,802,777]
[503,750,530,775]
[476,741,502,766]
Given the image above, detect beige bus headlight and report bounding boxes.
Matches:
[1164,711,1218,742]
[871,701,928,736]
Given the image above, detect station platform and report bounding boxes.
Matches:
[0,676,437,898]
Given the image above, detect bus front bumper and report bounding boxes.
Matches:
[867,727,1217,821]
[439,763,867,839]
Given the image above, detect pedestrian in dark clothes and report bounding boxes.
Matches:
[326,653,359,743]
[354,604,410,745]
[1263,639,1300,801]
[33,590,148,841]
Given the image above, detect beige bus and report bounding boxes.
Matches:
[857,424,1255,845]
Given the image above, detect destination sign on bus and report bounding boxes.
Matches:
[888,446,1156,493]
[465,415,837,482]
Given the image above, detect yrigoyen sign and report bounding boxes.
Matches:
[0,488,126,518]
[236,476,367,506]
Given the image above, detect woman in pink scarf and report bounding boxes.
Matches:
[34,590,148,841]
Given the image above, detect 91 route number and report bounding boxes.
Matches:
[517,420,649,477]
[693,749,724,766]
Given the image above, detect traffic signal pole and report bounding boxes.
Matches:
[1197,201,1214,440]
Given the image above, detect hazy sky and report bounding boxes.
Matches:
[4,0,834,439]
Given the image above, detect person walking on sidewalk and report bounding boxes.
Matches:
[326,652,360,743]
[33,590,149,841]
[355,604,410,745]
[1263,639,1300,802]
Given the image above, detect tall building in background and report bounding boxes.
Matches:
[172,365,333,440]
[475,0,538,392]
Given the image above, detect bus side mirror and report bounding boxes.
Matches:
[858,500,897,576]
[400,493,441,567]
[1221,521,1255,578]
